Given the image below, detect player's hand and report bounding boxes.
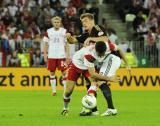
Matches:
[44,55,48,64]
[66,33,75,43]
[108,75,121,83]
[66,33,71,38]
[84,38,91,46]
[126,65,131,76]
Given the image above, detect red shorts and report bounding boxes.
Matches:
[47,58,67,71]
[67,63,90,82]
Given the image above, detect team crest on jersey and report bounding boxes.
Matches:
[98,31,104,36]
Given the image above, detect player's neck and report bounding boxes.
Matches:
[88,25,94,34]
[54,27,60,31]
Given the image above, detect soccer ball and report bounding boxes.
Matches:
[82,94,97,109]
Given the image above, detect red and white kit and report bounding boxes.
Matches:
[43,27,67,71]
[67,41,121,81]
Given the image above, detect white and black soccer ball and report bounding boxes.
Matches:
[82,94,97,109]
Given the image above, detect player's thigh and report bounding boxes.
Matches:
[47,59,57,71]
[100,54,121,76]
[65,69,80,94]
[65,64,81,94]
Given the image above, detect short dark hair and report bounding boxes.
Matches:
[95,41,106,54]
[127,48,131,52]
[80,13,94,20]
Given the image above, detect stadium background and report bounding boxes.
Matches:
[0,0,160,126]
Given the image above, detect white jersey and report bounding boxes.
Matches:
[99,54,121,77]
[43,27,67,58]
[72,42,117,70]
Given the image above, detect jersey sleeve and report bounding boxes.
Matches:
[94,25,107,37]
[84,54,95,68]
[43,32,49,43]
[76,33,88,43]
[108,40,118,52]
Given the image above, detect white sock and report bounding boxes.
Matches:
[63,94,70,110]
[50,75,56,93]
[88,85,97,95]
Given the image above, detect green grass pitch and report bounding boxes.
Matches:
[0,90,160,126]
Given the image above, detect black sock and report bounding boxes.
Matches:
[86,84,90,90]
[99,83,114,109]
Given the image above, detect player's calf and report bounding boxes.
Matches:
[99,83,115,109]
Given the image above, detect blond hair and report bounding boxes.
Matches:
[51,16,62,22]
[80,13,94,20]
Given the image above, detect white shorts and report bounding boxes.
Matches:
[99,54,121,77]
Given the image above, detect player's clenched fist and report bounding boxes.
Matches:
[66,33,77,44]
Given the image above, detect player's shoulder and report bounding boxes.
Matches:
[93,25,106,36]
[47,27,54,32]
[59,27,67,33]
[84,46,96,63]
[60,27,66,30]
[94,25,104,31]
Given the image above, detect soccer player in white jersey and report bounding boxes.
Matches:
[61,41,122,116]
[84,42,121,116]
[43,16,69,96]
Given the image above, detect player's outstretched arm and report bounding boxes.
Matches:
[117,48,129,67]
[84,36,108,46]
[117,48,131,75]
[90,36,108,42]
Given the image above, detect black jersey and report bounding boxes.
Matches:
[76,25,106,43]
[76,25,122,58]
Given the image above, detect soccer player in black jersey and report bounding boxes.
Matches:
[66,13,107,46]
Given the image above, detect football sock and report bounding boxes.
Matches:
[86,84,90,90]
[88,85,97,95]
[88,85,98,112]
[99,83,115,109]
[50,75,56,93]
[63,95,70,110]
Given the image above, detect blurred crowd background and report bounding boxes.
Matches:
[0,0,160,67]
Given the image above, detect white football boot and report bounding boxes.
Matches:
[101,108,117,116]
